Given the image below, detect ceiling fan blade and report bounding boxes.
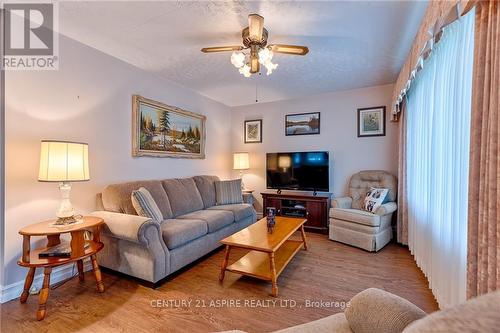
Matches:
[201,46,243,53]
[269,44,309,55]
[248,14,264,41]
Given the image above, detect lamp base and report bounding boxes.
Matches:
[239,170,245,190]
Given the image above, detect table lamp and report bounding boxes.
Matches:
[233,152,249,190]
[38,140,90,225]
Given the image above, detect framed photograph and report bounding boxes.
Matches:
[285,112,320,136]
[244,119,262,143]
[132,95,206,158]
[357,106,386,137]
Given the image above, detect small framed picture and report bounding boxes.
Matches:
[244,119,262,143]
[285,112,320,136]
[357,106,386,137]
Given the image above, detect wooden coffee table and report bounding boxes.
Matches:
[219,216,308,297]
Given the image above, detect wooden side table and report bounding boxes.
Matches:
[242,189,255,207]
[17,216,105,321]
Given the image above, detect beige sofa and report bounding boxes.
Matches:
[91,175,256,286]
[329,170,397,251]
[224,288,500,333]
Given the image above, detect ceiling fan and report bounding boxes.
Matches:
[201,14,309,77]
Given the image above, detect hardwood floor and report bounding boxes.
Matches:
[1,233,438,333]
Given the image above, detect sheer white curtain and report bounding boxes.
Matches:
[406,9,475,308]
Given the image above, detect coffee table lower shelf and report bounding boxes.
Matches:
[226,240,304,281]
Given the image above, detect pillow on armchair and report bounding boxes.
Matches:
[363,187,389,213]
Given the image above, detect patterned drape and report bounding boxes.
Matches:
[467,0,500,299]
[396,100,408,245]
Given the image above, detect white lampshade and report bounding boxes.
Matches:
[278,155,291,169]
[233,152,250,170]
[38,140,90,182]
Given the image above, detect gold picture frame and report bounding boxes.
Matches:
[132,95,206,158]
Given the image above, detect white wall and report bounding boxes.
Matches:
[3,34,232,289]
[230,84,398,213]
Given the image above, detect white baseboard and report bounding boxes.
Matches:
[0,259,93,303]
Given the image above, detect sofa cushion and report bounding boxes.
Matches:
[160,219,208,249]
[102,180,173,219]
[193,175,220,208]
[131,187,163,223]
[161,178,204,217]
[177,209,234,233]
[208,204,254,221]
[403,290,500,333]
[215,179,243,205]
[345,288,426,333]
[330,208,381,227]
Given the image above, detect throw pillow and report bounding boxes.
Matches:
[131,187,163,223]
[363,187,389,213]
[215,179,243,205]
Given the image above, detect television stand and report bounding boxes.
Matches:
[261,191,330,234]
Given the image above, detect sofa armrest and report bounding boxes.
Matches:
[90,210,169,282]
[332,197,353,209]
[90,210,162,245]
[375,202,397,216]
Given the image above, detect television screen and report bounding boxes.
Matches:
[266,151,329,192]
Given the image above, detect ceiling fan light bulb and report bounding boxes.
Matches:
[239,64,251,77]
[231,51,245,68]
[258,48,273,64]
[265,61,278,75]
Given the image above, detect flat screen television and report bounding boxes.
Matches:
[266,151,329,192]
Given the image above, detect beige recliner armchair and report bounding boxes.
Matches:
[329,170,397,252]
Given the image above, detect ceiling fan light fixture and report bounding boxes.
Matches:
[258,48,273,64]
[264,61,278,75]
[230,51,245,68]
[239,64,251,78]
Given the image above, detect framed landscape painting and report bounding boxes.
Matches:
[132,95,206,158]
[285,112,320,136]
[244,119,262,143]
[357,106,386,137]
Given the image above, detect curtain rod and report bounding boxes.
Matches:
[392,1,474,120]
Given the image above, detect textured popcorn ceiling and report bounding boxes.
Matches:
[59,1,428,106]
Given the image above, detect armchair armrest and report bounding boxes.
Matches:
[90,210,161,245]
[332,197,353,209]
[374,202,397,216]
[345,288,426,333]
